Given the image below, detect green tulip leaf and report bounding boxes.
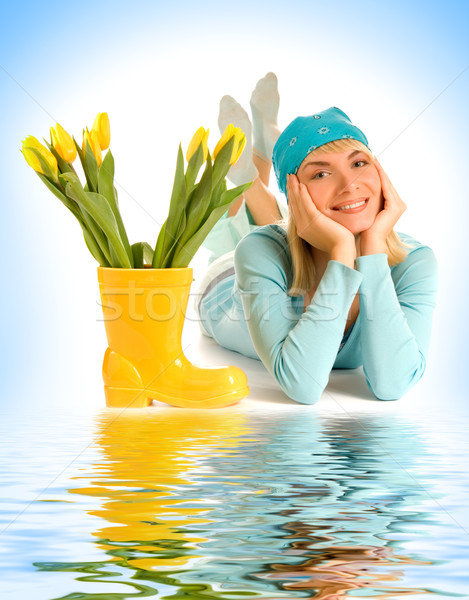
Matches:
[37,171,114,265]
[204,178,227,219]
[108,242,122,268]
[169,181,252,268]
[169,202,233,268]
[73,135,98,192]
[98,151,134,267]
[97,150,115,199]
[80,208,113,265]
[142,242,154,265]
[74,138,95,192]
[132,242,144,268]
[60,171,131,268]
[113,185,120,208]
[81,222,110,266]
[212,136,235,185]
[185,143,204,193]
[36,172,82,222]
[131,242,154,268]
[161,207,188,268]
[162,145,186,259]
[219,182,253,207]
[83,138,99,191]
[152,219,167,268]
[176,156,213,249]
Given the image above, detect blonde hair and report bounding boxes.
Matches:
[273,138,416,296]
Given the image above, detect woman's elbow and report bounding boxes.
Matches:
[279,380,324,405]
[272,357,327,405]
[365,353,427,401]
[367,368,426,401]
[370,385,402,401]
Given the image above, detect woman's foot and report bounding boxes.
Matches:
[218,95,258,186]
[250,72,281,163]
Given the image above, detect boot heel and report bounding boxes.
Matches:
[104,387,153,408]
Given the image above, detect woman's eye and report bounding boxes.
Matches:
[312,161,368,180]
[312,171,328,179]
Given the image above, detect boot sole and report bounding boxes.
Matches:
[104,386,250,409]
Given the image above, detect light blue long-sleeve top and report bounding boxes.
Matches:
[199,223,438,405]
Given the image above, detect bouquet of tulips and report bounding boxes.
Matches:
[21,114,251,269]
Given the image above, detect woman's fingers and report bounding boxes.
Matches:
[374,158,406,205]
[287,173,303,197]
[374,158,392,199]
[375,158,398,196]
[288,174,312,239]
[374,158,388,177]
[288,174,318,213]
[374,158,390,187]
[372,158,407,224]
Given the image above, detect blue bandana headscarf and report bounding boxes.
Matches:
[272,107,371,198]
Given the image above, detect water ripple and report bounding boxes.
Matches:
[0,407,468,599]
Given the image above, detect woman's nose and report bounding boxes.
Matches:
[338,171,360,193]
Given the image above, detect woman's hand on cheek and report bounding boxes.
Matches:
[360,158,407,253]
[287,174,355,255]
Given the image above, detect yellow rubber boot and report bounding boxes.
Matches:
[97,266,249,408]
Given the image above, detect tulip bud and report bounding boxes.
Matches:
[21,136,59,182]
[186,127,209,163]
[82,128,103,167]
[230,127,246,165]
[91,112,110,150]
[50,123,77,163]
[212,123,235,160]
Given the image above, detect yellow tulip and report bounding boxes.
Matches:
[231,127,246,165]
[213,124,247,165]
[82,127,103,166]
[21,136,58,181]
[91,112,110,150]
[186,126,209,163]
[212,123,235,160]
[50,123,77,163]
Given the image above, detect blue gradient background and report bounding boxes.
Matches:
[1,0,468,411]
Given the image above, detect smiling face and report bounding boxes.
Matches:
[296,147,383,236]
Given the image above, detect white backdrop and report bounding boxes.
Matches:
[1,0,468,411]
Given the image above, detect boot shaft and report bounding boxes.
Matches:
[98,266,193,364]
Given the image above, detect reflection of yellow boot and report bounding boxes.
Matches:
[98,266,249,408]
[69,411,251,573]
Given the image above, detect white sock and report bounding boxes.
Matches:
[218,95,258,186]
[250,72,281,163]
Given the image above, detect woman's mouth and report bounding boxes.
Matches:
[332,198,369,214]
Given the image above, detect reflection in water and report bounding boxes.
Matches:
[74,411,244,572]
[32,410,463,599]
[250,418,434,598]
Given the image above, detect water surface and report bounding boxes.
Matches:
[1,405,468,599]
